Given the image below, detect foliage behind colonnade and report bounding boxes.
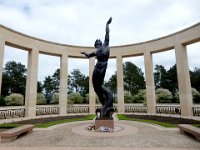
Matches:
[1,61,200,106]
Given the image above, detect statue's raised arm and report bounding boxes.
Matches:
[104,17,112,47]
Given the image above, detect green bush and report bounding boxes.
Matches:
[156,88,172,103]
[84,93,89,104]
[133,89,146,103]
[37,93,47,105]
[192,88,200,103]
[68,93,84,104]
[124,91,134,103]
[0,96,6,106]
[5,93,24,106]
[174,88,200,103]
[172,92,180,103]
[50,92,59,104]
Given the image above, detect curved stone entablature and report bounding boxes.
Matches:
[0,22,200,118]
[1,23,200,58]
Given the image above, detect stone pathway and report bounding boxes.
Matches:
[0,116,200,149]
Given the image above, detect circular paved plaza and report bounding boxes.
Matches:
[0,119,200,150]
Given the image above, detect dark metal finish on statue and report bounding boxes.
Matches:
[81,17,114,118]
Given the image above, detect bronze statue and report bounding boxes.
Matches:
[81,17,114,118]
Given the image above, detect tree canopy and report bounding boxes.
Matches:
[123,61,145,95]
[1,60,200,105]
[1,61,27,96]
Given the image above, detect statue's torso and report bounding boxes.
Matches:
[96,46,110,62]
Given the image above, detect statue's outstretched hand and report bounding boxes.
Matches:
[107,17,112,24]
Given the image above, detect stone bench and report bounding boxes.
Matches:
[0,124,34,142]
[178,124,200,141]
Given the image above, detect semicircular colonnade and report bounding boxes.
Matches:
[0,22,200,118]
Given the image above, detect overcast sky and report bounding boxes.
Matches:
[0,0,200,82]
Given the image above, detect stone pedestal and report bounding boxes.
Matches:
[95,118,114,130]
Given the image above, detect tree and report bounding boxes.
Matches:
[42,68,89,103]
[154,65,167,89]
[51,69,60,93]
[123,62,145,95]
[154,64,178,96]
[190,67,200,92]
[1,61,27,96]
[69,69,89,96]
[43,75,54,103]
[165,65,178,96]
[37,81,43,93]
[104,72,117,97]
[67,74,74,94]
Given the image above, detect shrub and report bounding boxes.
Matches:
[5,93,24,106]
[174,88,200,103]
[124,91,134,103]
[0,96,6,106]
[172,92,180,103]
[133,89,146,103]
[50,92,59,104]
[192,88,200,103]
[84,93,89,104]
[68,93,84,104]
[37,93,47,105]
[156,88,172,103]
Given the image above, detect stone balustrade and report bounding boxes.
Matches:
[193,105,200,116]
[0,106,25,119]
[156,104,181,115]
[0,104,200,119]
[67,104,89,114]
[36,105,59,116]
[124,104,147,113]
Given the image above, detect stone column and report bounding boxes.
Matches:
[144,51,156,114]
[89,57,96,114]
[25,49,39,118]
[59,54,68,116]
[116,55,125,113]
[0,39,5,96]
[175,44,193,116]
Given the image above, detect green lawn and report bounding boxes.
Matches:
[117,114,177,128]
[34,114,95,128]
[0,114,95,129]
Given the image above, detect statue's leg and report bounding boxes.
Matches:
[92,68,105,106]
[102,86,113,108]
[101,86,113,117]
[94,87,105,105]
[92,64,112,118]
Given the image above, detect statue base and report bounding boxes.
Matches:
[95,118,114,130]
